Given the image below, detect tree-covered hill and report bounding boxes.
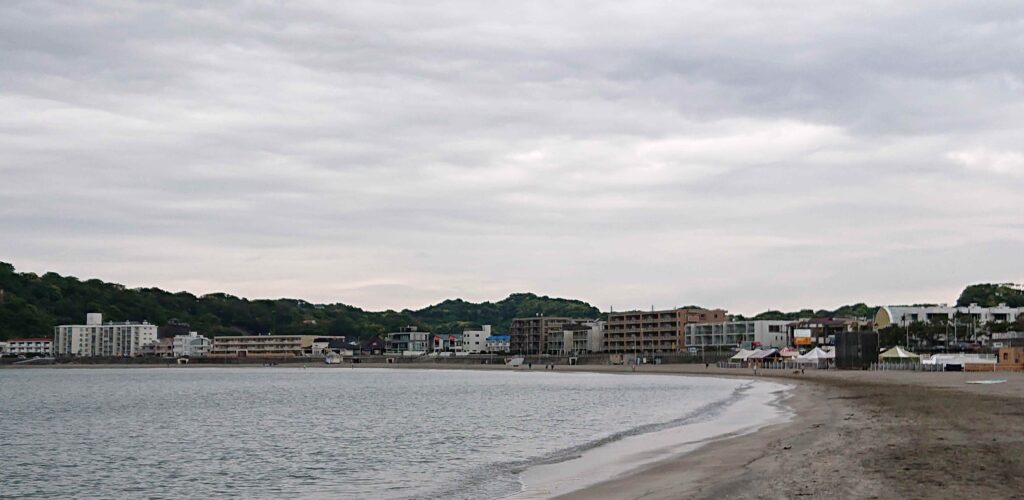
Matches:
[956,283,1024,308]
[0,262,600,341]
[740,303,879,321]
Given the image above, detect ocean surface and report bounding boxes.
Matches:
[0,367,785,499]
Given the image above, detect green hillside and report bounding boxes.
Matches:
[956,283,1024,308]
[0,262,600,341]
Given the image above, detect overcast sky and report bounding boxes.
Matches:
[2,1,1022,314]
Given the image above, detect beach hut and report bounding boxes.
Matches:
[730,349,756,363]
[748,348,781,366]
[879,346,921,363]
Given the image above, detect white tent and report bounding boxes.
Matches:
[796,347,833,364]
[730,349,757,362]
[879,346,921,363]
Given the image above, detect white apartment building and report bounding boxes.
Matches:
[875,304,1024,328]
[7,338,53,356]
[54,313,158,357]
[0,341,8,355]
[461,325,492,353]
[173,332,212,357]
[684,320,791,349]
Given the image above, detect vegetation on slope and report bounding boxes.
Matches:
[0,262,600,341]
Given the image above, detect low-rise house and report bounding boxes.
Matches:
[142,338,174,357]
[359,337,385,355]
[7,338,53,356]
[432,333,462,352]
[991,332,1024,348]
[485,335,510,353]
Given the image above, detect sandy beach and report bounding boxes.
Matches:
[556,366,1024,499]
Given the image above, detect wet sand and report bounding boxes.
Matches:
[558,367,1024,499]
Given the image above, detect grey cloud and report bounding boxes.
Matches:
[1,0,1023,312]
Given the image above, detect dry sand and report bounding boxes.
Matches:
[557,366,1024,499]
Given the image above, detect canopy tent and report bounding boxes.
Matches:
[796,347,834,364]
[748,348,781,361]
[730,349,757,362]
[879,346,921,362]
[779,347,801,358]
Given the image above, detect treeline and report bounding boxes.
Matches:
[0,262,600,341]
[736,303,879,321]
[2,261,1018,342]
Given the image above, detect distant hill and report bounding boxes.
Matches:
[1,261,1014,341]
[739,303,878,322]
[0,262,600,341]
[956,283,1024,308]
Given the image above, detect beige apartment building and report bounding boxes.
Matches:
[604,307,727,354]
[209,335,345,358]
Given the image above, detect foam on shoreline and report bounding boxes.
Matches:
[506,378,793,499]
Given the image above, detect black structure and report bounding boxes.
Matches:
[835,330,879,370]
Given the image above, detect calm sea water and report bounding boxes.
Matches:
[1,367,761,499]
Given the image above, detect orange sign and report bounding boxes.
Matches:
[794,337,813,346]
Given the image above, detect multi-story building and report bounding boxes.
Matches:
[54,314,158,357]
[0,341,8,355]
[173,332,212,357]
[583,320,606,353]
[386,326,430,354]
[604,308,727,354]
[485,335,510,353]
[684,320,791,349]
[545,322,596,355]
[209,335,344,358]
[509,317,581,355]
[461,325,493,354]
[875,304,1024,328]
[7,338,54,356]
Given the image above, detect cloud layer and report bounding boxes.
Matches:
[2,0,1023,313]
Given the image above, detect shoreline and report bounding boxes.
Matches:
[9,362,1024,497]
[509,377,794,499]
